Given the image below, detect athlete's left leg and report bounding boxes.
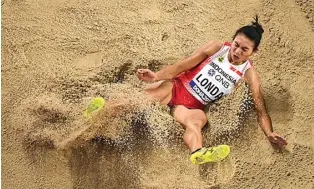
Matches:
[144,80,173,104]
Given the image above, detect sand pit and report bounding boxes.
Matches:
[2,0,314,188]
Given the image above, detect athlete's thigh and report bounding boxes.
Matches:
[172,105,207,130]
[145,80,173,104]
[145,81,164,90]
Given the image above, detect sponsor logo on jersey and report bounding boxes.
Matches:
[218,56,224,63]
[190,80,212,102]
[208,69,215,76]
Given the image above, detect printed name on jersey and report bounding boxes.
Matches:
[190,74,224,103]
[189,59,239,103]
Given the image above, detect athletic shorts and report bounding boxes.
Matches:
[168,78,205,110]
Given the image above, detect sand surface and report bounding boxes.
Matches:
[2,0,314,188]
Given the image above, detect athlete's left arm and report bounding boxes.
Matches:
[244,68,287,147]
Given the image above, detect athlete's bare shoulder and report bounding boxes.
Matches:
[193,40,224,57]
[244,66,260,91]
[244,66,258,80]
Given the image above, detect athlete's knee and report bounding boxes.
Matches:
[185,113,207,130]
[144,87,160,101]
[190,119,207,130]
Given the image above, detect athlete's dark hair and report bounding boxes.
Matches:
[233,15,264,51]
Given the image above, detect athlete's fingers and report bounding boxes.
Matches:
[271,136,287,147]
[136,73,143,77]
[136,71,145,81]
[137,69,147,74]
[137,69,148,78]
[272,133,288,145]
[139,69,151,74]
[136,72,142,78]
[136,70,142,75]
[275,136,287,146]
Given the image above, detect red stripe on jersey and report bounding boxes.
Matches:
[248,59,253,67]
[224,42,231,46]
[230,66,243,76]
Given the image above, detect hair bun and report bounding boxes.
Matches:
[251,15,264,35]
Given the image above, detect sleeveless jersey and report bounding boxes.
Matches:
[176,42,253,105]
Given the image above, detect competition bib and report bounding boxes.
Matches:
[189,58,238,103]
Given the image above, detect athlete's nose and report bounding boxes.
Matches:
[235,47,242,56]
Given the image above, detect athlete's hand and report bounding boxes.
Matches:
[267,132,287,148]
[136,69,157,82]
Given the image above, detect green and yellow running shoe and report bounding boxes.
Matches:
[190,145,230,165]
[83,97,105,119]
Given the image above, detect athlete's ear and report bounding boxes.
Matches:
[249,49,257,57]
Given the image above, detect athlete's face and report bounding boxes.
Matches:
[230,33,255,64]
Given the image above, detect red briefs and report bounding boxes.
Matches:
[168,78,205,110]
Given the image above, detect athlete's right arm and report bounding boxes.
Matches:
[136,41,223,82]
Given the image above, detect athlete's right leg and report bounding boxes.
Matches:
[172,105,208,153]
[172,105,231,165]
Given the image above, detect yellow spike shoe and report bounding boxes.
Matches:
[190,145,230,165]
[83,97,105,119]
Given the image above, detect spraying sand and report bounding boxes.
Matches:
[2,0,314,188]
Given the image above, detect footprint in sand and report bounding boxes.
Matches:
[73,52,103,71]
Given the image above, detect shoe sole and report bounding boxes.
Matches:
[190,145,230,165]
[83,97,105,119]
